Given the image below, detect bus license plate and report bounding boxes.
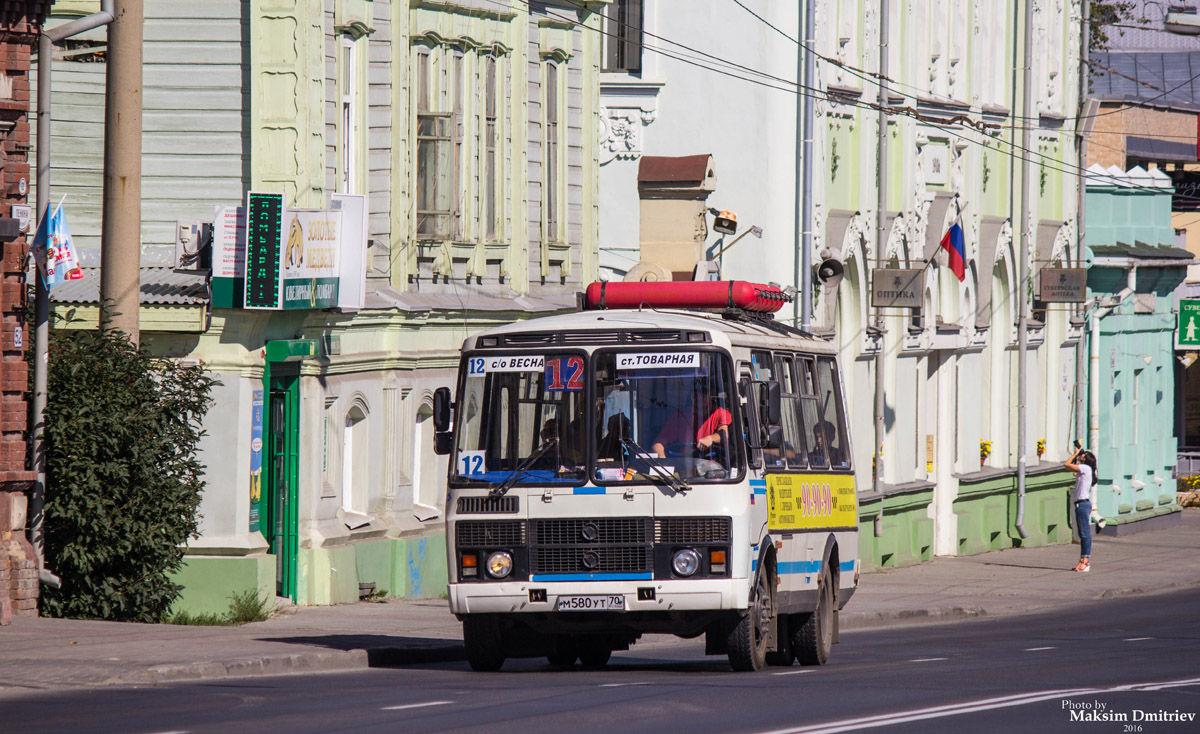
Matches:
[556,595,625,611]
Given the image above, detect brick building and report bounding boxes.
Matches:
[0,0,50,625]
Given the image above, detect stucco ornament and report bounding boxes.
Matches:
[599,106,655,164]
[1051,220,1074,264]
[885,213,908,263]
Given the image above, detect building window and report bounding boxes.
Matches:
[417,52,452,239]
[342,404,369,517]
[485,55,499,240]
[544,62,560,243]
[452,51,465,240]
[604,0,643,73]
[340,35,360,194]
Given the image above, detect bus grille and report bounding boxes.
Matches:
[456,520,526,547]
[530,518,653,574]
[457,496,519,514]
[655,517,731,544]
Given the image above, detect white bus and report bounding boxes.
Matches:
[432,281,859,672]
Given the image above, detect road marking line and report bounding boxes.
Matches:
[381,701,453,711]
[754,677,1200,734]
[909,658,946,662]
[600,682,653,688]
[1123,637,1153,642]
[1024,647,1056,651]
[772,670,812,676]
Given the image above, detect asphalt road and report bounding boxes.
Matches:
[5,588,1200,734]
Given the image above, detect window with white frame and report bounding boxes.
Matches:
[340,35,361,194]
[452,51,465,240]
[412,402,445,517]
[543,61,560,243]
[603,0,643,73]
[484,55,499,240]
[342,403,369,518]
[417,51,452,239]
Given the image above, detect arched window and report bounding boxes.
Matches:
[412,400,447,517]
[342,402,369,517]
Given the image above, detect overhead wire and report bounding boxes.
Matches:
[506,0,1200,203]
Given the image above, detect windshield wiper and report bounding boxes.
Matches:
[620,437,691,493]
[489,441,555,497]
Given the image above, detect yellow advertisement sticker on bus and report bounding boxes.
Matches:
[766,474,857,530]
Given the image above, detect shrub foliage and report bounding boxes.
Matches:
[39,321,216,621]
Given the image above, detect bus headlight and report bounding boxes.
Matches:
[486,551,513,579]
[672,548,701,577]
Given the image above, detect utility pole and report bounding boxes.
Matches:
[101,0,142,343]
[799,0,815,331]
[873,0,889,501]
[1015,0,1033,539]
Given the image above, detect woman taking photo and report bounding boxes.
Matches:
[1065,445,1099,572]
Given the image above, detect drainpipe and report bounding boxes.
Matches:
[1088,267,1136,452]
[1015,0,1034,540]
[31,1,116,586]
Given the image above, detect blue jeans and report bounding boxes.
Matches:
[1075,500,1092,558]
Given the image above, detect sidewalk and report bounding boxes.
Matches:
[2,509,1197,693]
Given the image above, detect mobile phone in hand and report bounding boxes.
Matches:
[1073,439,1081,450]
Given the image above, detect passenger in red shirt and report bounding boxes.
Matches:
[652,397,732,459]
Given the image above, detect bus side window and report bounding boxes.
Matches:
[738,365,764,471]
[815,357,851,469]
[774,354,808,470]
[797,359,828,469]
[749,352,783,470]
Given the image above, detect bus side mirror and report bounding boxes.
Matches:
[761,425,783,450]
[434,432,454,456]
[433,387,452,432]
[758,381,781,426]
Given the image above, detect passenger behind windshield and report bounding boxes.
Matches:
[593,351,739,481]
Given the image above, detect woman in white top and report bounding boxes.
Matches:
[1064,446,1098,572]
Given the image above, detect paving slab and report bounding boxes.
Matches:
[1,510,1196,694]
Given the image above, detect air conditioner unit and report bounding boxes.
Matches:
[175,219,212,271]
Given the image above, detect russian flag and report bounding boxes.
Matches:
[940,223,965,282]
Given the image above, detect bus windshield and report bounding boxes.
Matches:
[452,353,588,485]
[593,350,741,483]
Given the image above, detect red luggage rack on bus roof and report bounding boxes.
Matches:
[583,280,792,316]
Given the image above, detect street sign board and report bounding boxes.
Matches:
[280,208,344,309]
[871,269,925,309]
[1180,299,1200,347]
[1038,268,1087,303]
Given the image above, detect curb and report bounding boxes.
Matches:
[111,644,467,686]
[840,606,988,631]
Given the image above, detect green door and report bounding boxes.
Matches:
[264,370,300,600]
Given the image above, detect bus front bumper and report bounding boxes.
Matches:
[448,578,749,615]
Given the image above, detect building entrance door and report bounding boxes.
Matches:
[263,369,299,600]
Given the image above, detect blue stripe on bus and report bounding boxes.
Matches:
[750,479,767,495]
[572,487,606,495]
[749,560,857,575]
[530,573,653,582]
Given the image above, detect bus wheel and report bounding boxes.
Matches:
[795,565,834,666]
[463,615,506,672]
[727,567,773,671]
[547,637,578,666]
[577,637,612,667]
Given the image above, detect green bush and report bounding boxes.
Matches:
[38,318,216,622]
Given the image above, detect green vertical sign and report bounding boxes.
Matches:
[1181,300,1200,347]
[245,192,284,309]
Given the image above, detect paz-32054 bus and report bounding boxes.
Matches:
[431,281,859,671]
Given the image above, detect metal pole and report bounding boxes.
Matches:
[793,3,803,328]
[1075,0,1090,445]
[31,1,116,581]
[800,0,815,331]
[1015,0,1033,540]
[100,0,142,343]
[873,0,888,498]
